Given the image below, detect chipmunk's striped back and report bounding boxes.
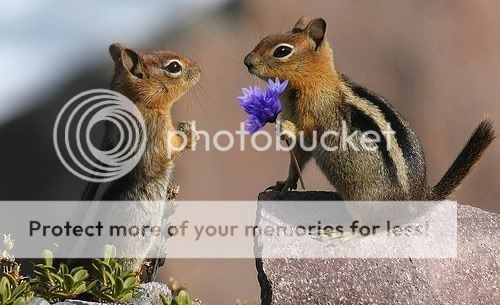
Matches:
[343,77,427,199]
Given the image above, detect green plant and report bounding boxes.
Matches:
[0,273,33,305]
[0,260,20,285]
[160,291,196,305]
[88,245,139,303]
[31,250,93,302]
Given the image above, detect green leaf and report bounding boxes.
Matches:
[160,293,171,305]
[114,278,124,296]
[70,267,84,276]
[104,272,115,287]
[12,298,25,305]
[103,245,116,262]
[122,270,136,279]
[72,270,88,283]
[10,283,28,301]
[42,250,53,267]
[63,274,75,291]
[73,283,87,295]
[51,274,64,286]
[0,276,10,289]
[0,278,11,302]
[2,275,16,287]
[43,269,54,286]
[119,291,133,302]
[2,289,10,303]
[103,263,113,274]
[86,280,98,291]
[32,269,44,277]
[59,264,69,276]
[115,264,123,276]
[122,277,136,290]
[176,291,191,305]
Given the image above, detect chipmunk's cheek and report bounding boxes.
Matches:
[251,66,268,79]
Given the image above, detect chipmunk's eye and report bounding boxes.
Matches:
[273,44,294,58]
[163,60,183,76]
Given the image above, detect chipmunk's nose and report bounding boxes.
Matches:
[244,53,256,71]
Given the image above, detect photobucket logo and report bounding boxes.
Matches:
[167,121,395,154]
[53,89,146,182]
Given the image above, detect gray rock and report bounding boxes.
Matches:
[54,282,172,305]
[138,282,172,305]
[256,191,500,305]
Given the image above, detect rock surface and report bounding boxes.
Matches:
[137,282,172,305]
[256,191,500,305]
[52,282,172,305]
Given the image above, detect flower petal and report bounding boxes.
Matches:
[245,115,265,133]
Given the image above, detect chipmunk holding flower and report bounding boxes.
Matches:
[244,16,495,201]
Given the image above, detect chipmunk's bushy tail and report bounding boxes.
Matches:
[429,120,495,200]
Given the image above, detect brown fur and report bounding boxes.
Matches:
[82,43,200,201]
[245,17,495,201]
[430,120,495,200]
[75,44,200,278]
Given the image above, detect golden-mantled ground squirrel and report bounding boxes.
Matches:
[75,44,200,280]
[82,43,200,201]
[244,16,495,201]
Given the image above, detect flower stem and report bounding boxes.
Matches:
[287,140,306,190]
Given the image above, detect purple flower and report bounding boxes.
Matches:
[266,78,288,98]
[238,78,288,133]
[244,114,265,134]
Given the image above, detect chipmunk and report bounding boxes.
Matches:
[76,44,200,280]
[244,16,495,201]
[82,43,200,201]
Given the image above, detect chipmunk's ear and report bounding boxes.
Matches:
[293,16,312,32]
[305,18,327,51]
[109,43,144,79]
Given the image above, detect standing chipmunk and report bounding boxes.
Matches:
[76,44,200,280]
[82,43,200,201]
[244,16,495,201]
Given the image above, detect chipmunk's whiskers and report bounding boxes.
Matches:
[193,82,208,113]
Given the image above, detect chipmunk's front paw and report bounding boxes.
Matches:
[166,184,180,201]
[267,180,297,192]
[177,121,200,149]
[276,120,297,142]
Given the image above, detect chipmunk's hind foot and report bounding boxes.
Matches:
[265,180,298,192]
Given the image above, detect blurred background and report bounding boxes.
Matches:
[1,1,499,304]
